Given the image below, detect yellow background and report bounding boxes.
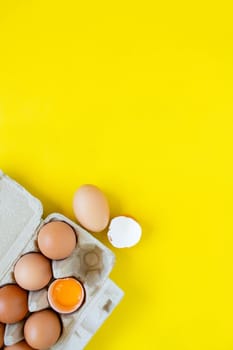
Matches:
[0,1,233,349]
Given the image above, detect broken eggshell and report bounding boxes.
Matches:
[107,216,142,248]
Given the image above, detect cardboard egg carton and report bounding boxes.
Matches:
[0,171,124,349]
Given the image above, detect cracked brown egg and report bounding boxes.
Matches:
[48,277,85,314]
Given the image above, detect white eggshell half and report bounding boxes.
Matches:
[107,216,142,248]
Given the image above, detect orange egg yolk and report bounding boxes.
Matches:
[50,278,84,312]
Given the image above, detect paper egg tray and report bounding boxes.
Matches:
[0,171,124,350]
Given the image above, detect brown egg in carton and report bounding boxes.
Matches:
[0,171,124,349]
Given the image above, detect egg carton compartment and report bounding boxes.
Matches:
[54,279,124,350]
[28,288,49,312]
[0,236,41,288]
[0,172,124,349]
[43,213,115,291]
[4,320,25,346]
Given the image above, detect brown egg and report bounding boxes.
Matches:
[0,322,5,347]
[73,184,110,232]
[0,285,28,324]
[4,340,35,349]
[38,221,77,260]
[14,253,52,291]
[24,310,61,350]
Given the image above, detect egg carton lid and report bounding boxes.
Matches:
[0,171,43,280]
